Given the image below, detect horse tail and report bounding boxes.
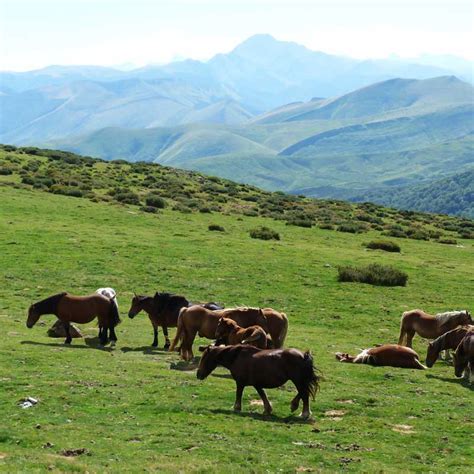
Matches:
[275,312,288,348]
[413,358,427,370]
[109,297,121,327]
[169,307,186,352]
[301,351,320,400]
[398,312,408,345]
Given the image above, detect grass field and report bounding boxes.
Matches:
[0,185,473,473]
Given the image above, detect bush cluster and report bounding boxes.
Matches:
[365,240,401,253]
[249,226,280,241]
[338,263,408,287]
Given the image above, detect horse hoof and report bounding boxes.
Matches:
[233,405,242,412]
[110,341,116,347]
[299,411,312,420]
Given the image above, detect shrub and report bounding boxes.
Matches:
[437,238,457,245]
[0,167,13,175]
[458,230,474,239]
[337,223,363,234]
[250,226,280,241]
[318,223,334,230]
[365,240,401,253]
[145,194,166,208]
[338,263,408,287]
[140,206,159,214]
[286,218,313,228]
[115,191,140,205]
[382,229,407,239]
[208,224,225,232]
[199,206,212,213]
[51,185,84,198]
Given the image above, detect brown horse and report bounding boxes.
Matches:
[426,326,474,367]
[215,317,268,349]
[27,292,120,345]
[336,344,426,369]
[398,309,472,347]
[453,334,474,382]
[197,345,319,419]
[127,292,223,349]
[170,306,288,360]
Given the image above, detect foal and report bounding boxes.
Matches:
[197,345,319,419]
[215,317,268,349]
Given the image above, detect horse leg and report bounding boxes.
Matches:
[64,321,72,345]
[290,394,300,412]
[405,330,416,348]
[293,380,312,419]
[109,326,118,345]
[234,382,244,412]
[162,325,170,350]
[255,387,272,416]
[99,325,108,346]
[152,324,159,348]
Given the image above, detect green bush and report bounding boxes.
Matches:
[318,223,334,230]
[115,191,140,205]
[250,226,280,241]
[337,223,363,234]
[199,206,212,213]
[145,194,166,208]
[286,218,313,228]
[437,238,457,245]
[365,240,401,253]
[51,185,84,198]
[208,224,225,232]
[140,206,159,214]
[338,263,408,287]
[0,167,13,175]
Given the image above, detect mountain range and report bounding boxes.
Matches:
[1,34,473,216]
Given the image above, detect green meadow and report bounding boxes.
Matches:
[0,181,473,472]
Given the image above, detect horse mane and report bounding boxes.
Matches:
[154,292,189,314]
[33,292,67,315]
[435,310,467,326]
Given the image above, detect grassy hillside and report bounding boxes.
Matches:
[45,77,473,215]
[352,168,474,218]
[1,145,473,243]
[1,170,473,472]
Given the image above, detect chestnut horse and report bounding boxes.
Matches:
[170,306,288,360]
[336,344,426,369]
[215,317,268,349]
[426,325,474,367]
[127,292,223,349]
[398,310,472,347]
[27,292,120,345]
[197,345,319,419]
[453,334,474,382]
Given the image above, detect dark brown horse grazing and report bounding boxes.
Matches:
[453,334,474,382]
[127,292,223,349]
[336,344,426,369]
[426,326,474,367]
[398,309,472,347]
[215,317,268,349]
[27,292,120,345]
[170,306,288,360]
[197,345,319,419]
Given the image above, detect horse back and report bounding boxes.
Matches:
[57,293,111,322]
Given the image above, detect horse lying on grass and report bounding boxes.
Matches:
[171,305,288,360]
[128,292,222,349]
[453,334,474,383]
[197,345,319,419]
[215,317,269,349]
[398,309,472,348]
[336,344,426,369]
[27,292,120,345]
[426,325,474,367]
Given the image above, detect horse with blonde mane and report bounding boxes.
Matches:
[398,309,472,348]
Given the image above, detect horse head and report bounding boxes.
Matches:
[215,317,233,340]
[128,294,146,319]
[426,341,439,368]
[26,304,41,328]
[196,345,218,380]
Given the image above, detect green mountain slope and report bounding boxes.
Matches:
[351,168,474,218]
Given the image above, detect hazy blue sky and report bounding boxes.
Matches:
[0,0,472,71]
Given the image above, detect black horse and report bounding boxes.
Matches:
[128,292,222,349]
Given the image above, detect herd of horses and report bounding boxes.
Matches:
[26,289,473,418]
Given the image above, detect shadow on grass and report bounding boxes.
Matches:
[21,339,113,352]
[208,408,313,424]
[426,373,474,391]
[211,372,233,380]
[120,345,170,355]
